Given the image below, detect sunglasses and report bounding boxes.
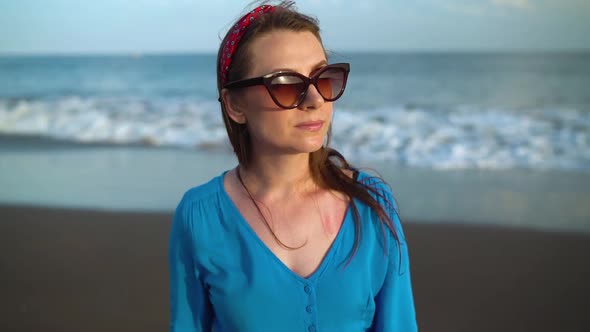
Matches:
[223,63,350,109]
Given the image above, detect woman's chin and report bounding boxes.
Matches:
[299,137,326,153]
[280,141,324,155]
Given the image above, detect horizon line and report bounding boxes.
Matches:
[2,48,590,57]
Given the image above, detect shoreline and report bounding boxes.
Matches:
[2,138,589,233]
[1,204,589,331]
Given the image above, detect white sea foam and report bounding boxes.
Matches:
[0,97,228,149]
[0,97,589,171]
[332,105,590,171]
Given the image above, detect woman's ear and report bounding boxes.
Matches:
[221,89,247,124]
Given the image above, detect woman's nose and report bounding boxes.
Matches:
[298,83,324,111]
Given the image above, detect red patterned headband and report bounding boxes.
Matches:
[220,5,275,86]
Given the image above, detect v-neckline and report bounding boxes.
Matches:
[218,170,352,283]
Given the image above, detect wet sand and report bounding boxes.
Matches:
[1,204,589,332]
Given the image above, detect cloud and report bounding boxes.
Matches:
[491,0,532,10]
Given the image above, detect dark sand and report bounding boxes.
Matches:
[1,204,588,332]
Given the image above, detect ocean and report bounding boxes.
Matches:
[1,53,589,232]
[1,52,589,171]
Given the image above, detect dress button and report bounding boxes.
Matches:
[308,325,316,332]
[306,305,313,313]
[304,285,311,294]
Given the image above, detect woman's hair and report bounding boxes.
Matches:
[216,0,401,263]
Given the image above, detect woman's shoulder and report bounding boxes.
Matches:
[181,174,223,201]
[353,169,400,222]
[174,171,228,215]
[171,171,235,239]
[354,169,406,252]
[355,169,393,195]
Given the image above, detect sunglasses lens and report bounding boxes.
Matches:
[316,67,346,101]
[269,75,306,107]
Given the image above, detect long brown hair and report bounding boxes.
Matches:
[216,0,401,265]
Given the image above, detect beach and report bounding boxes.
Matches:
[1,204,589,332]
[1,52,589,331]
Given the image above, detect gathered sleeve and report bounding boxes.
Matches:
[168,197,213,332]
[369,178,418,331]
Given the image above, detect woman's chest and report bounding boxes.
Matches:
[198,245,383,332]
[192,212,388,332]
[237,193,350,279]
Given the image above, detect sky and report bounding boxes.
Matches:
[0,0,589,54]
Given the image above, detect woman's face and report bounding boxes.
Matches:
[227,30,332,158]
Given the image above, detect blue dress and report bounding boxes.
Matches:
[169,170,417,331]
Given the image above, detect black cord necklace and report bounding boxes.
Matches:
[235,167,305,250]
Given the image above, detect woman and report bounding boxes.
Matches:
[169,1,417,331]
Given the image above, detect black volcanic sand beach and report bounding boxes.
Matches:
[1,204,589,332]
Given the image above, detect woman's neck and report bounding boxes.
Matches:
[238,152,317,202]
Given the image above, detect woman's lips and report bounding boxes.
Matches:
[295,120,324,132]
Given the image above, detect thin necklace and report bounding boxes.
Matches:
[235,167,306,250]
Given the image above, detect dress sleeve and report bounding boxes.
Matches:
[371,181,418,331]
[169,197,213,332]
